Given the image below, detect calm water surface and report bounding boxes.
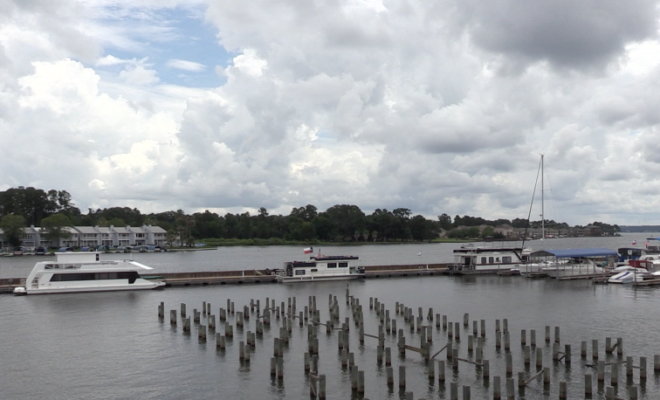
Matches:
[1,234,660,399]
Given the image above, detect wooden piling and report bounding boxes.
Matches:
[641,356,647,379]
[493,376,501,400]
[584,374,592,396]
[438,360,446,382]
[506,378,514,400]
[592,339,598,360]
[319,374,326,399]
[450,382,458,400]
[559,381,567,399]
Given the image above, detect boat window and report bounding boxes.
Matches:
[311,269,318,272]
[49,271,139,281]
[328,263,337,268]
[339,262,348,268]
[496,258,500,263]
[295,270,306,276]
[489,257,494,264]
[45,265,54,269]
[480,257,486,264]
[502,256,512,263]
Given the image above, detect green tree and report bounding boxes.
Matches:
[0,214,27,247]
[107,218,127,227]
[324,205,365,241]
[409,215,436,241]
[481,226,495,239]
[438,213,452,231]
[41,213,73,246]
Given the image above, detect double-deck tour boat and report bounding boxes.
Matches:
[276,254,365,282]
[13,251,164,295]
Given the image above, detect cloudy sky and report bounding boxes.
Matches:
[2,0,660,225]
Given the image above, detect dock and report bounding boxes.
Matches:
[0,264,451,293]
[633,277,660,287]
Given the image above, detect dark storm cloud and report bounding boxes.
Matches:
[459,0,658,69]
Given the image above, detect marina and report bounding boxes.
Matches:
[2,236,660,399]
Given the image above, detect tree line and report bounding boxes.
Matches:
[0,186,620,247]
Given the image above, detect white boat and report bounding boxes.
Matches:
[608,266,650,284]
[450,244,532,272]
[276,255,365,282]
[13,252,164,295]
[542,258,606,278]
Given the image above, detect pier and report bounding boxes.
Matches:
[0,263,450,293]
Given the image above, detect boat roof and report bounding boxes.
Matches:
[531,248,617,258]
[312,256,358,261]
[454,246,528,253]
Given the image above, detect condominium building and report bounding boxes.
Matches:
[0,225,167,250]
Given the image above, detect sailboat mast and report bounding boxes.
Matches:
[541,154,545,240]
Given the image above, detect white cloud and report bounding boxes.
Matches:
[119,63,159,85]
[166,59,206,72]
[3,0,660,226]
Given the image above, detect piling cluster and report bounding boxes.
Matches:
[157,288,660,400]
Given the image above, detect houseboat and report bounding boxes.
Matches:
[276,255,365,282]
[449,244,532,273]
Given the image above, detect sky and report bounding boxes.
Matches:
[2,0,660,226]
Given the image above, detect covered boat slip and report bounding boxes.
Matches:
[529,248,617,280]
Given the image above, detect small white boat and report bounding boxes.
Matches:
[13,251,164,295]
[276,255,365,282]
[608,267,649,284]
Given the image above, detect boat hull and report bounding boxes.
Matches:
[23,281,165,294]
[277,275,364,283]
[608,270,648,284]
[542,265,604,279]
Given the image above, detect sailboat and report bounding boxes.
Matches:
[516,154,548,275]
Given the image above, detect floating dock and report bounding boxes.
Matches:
[0,263,451,293]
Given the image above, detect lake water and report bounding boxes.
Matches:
[1,234,660,399]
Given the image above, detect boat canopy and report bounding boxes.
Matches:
[531,248,617,258]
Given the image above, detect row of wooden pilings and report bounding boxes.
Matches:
[158,289,660,400]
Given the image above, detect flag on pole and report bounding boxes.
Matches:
[304,247,313,254]
[632,240,637,245]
